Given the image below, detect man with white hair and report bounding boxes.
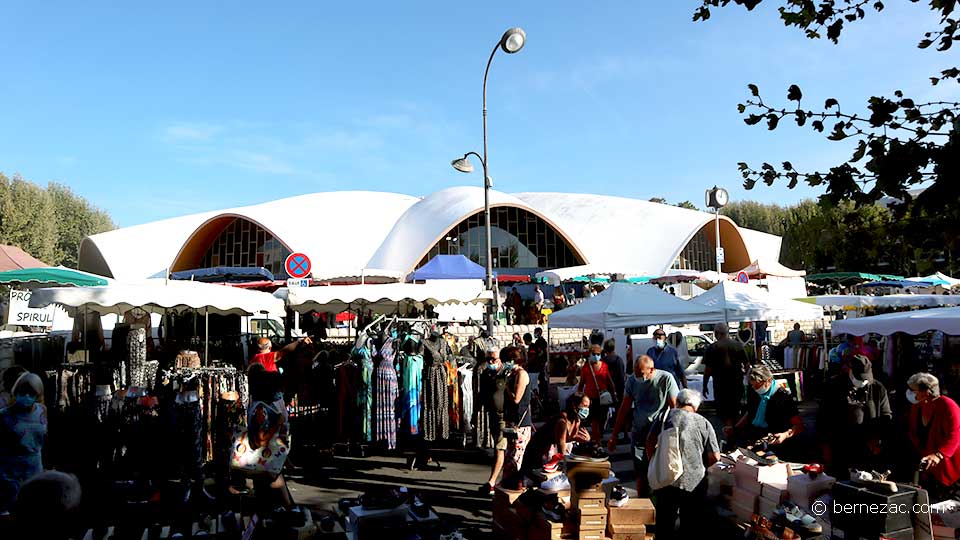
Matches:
[647,389,719,540]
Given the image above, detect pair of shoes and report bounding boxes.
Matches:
[609,485,629,507]
[571,443,609,462]
[476,483,494,495]
[739,446,778,466]
[540,473,570,493]
[543,454,563,474]
[775,503,823,535]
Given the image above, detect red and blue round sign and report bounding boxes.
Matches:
[736,271,750,284]
[284,253,312,279]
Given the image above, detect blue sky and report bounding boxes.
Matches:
[0,1,949,227]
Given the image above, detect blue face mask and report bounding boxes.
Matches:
[577,407,590,419]
[590,354,601,363]
[486,360,499,371]
[15,395,37,408]
[504,362,516,371]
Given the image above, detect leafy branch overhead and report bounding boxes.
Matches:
[693,0,960,212]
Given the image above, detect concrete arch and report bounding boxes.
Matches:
[169,214,294,274]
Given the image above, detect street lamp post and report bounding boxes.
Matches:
[451,27,526,335]
[705,186,730,276]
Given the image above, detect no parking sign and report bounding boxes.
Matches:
[285,253,312,279]
[736,271,749,284]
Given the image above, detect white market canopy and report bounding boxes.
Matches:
[278,279,493,314]
[29,279,285,316]
[690,281,823,322]
[815,294,960,309]
[832,307,960,336]
[535,265,614,286]
[906,272,960,288]
[547,282,724,329]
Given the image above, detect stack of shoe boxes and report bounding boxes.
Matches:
[606,499,655,540]
[493,486,532,540]
[732,458,791,523]
[567,458,611,540]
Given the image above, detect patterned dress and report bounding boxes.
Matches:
[373,339,399,449]
[354,345,375,442]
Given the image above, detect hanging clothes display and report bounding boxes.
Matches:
[373,337,399,450]
[352,340,374,442]
[422,335,451,442]
[400,336,424,436]
[458,362,474,437]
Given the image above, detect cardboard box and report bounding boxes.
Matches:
[575,496,606,513]
[758,496,779,518]
[734,460,790,488]
[495,486,528,507]
[760,482,788,502]
[732,486,759,512]
[786,473,835,510]
[577,530,604,540]
[577,511,607,531]
[731,502,755,523]
[606,523,645,540]
[607,499,655,526]
[492,507,529,538]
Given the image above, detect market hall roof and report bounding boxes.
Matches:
[77,187,786,281]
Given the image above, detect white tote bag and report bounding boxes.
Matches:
[647,416,684,490]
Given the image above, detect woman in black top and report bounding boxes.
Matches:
[501,347,533,489]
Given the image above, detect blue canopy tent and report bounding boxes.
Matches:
[861,279,932,289]
[170,266,276,283]
[408,255,489,281]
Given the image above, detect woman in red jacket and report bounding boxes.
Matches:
[907,372,960,501]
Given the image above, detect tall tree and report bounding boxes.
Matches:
[0,172,115,268]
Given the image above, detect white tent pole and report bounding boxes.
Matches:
[204,306,209,365]
[822,317,829,374]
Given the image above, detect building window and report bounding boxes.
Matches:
[671,228,716,272]
[416,207,584,272]
[199,218,292,277]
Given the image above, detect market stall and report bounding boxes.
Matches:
[832,306,960,336]
[277,279,493,315]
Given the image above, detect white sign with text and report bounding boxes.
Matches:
[7,289,56,327]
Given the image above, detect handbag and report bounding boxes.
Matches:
[647,411,684,490]
[588,363,614,406]
[230,401,289,476]
[501,407,529,440]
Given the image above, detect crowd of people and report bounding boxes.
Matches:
[2,317,959,538]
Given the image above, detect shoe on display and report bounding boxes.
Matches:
[776,503,823,534]
[542,501,566,523]
[739,446,778,466]
[540,473,571,493]
[609,485,629,507]
[543,453,564,474]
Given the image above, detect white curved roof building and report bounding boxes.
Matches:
[78,187,784,282]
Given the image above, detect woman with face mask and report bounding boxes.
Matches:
[0,372,47,513]
[519,393,592,490]
[816,355,892,479]
[726,365,804,458]
[577,345,618,442]
[906,372,960,501]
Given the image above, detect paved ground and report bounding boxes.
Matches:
[286,400,821,537]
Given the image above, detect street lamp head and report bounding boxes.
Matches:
[499,27,526,54]
[451,156,474,173]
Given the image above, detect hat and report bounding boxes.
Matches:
[850,355,874,383]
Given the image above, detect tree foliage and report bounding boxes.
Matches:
[694,0,959,213]
[721,198,958,275]
[0,173,115,268]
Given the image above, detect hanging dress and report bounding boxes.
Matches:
[401,353,424,435]
[353,345,375,442]
[373,338,399,449]
[423,359,451,442]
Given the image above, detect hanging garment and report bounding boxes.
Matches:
[458,364,474,436]
[337,362,359,440]
[373,358,399,450]
[174,399,203,480]
[127,327,148,388]
[401,354,424,435]
[355,346,375,443]
[423,362,450,442]
[446,360,460,430]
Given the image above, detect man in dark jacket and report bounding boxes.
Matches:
[818,355,892,479]
[703,324,748,431]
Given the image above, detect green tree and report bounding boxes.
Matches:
[648,197,668,204]
[693,1,959,213]
[676,200,699,210]
[48,182,114,268]
[0,172,115,268]
[721,201,788,236]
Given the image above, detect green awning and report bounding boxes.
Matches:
[0,267,109,287]
[806,272,881,285]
